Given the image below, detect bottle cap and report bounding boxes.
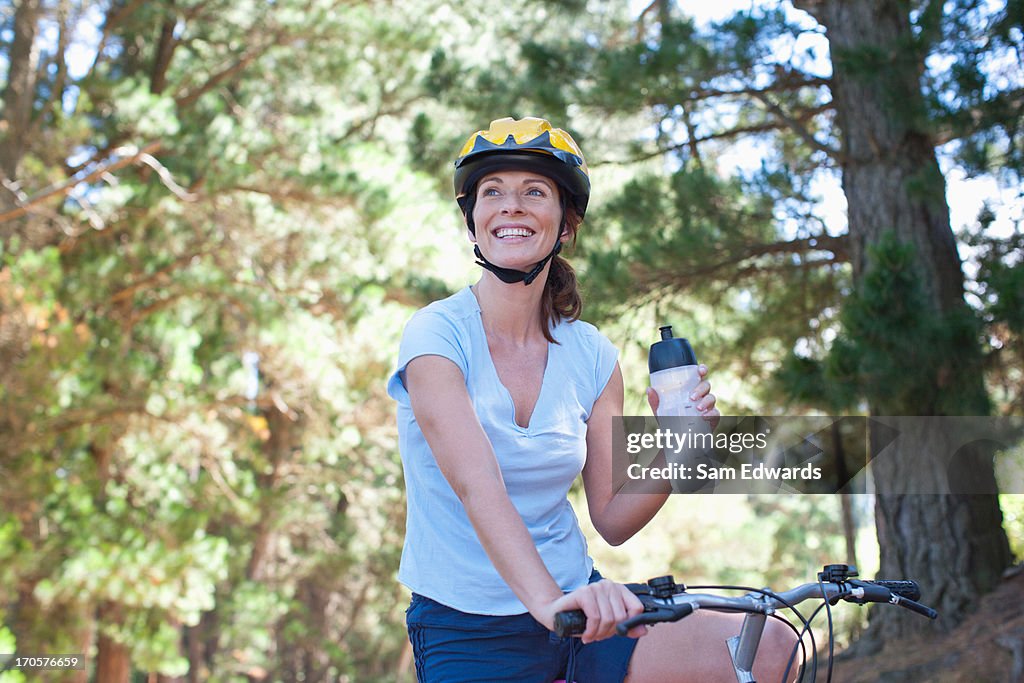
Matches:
[649,325,698,373]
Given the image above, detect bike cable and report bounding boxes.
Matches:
[770,612,809,683]
[817,577,836,683]
[690,584,817,683]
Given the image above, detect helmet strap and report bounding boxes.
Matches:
[473,240,562,286]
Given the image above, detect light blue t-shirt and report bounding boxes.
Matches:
[387,286,619,615]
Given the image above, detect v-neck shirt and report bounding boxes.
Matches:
[387,286,619,614]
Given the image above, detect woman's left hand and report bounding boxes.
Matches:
[646,364,721,429]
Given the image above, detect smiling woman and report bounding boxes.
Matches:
[384,118,787,683]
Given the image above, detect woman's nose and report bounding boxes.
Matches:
[499,194,525,213]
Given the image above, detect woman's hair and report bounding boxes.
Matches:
[540,204,583,344]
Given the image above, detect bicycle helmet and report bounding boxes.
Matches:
[454,117,590,285]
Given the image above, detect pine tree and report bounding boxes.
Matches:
[429,0,1022,648]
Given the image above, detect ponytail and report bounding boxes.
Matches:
[540,208,583,343]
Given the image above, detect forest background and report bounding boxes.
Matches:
[1,0,1022,681]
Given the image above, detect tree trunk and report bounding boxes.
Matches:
[0,0,42,245]
[791,0,1012,645]
[95,602,131,683]
[69,600,95,683]
[0,0,41,182]
[831,422,859,568]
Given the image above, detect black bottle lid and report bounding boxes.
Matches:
[648,325,698,373]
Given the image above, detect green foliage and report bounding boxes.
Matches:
[2,0,1020,678]
[1002,494,1024,560]
[824,234,990,415]
[923,0,1024,179]
[1,0,455,680]
[963,218,1024,412]
[748,496,847,584]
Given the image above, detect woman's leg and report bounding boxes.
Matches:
[406,594,564,682]
[624,610,799,683]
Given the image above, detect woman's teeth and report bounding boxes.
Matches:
[495,227,534,238]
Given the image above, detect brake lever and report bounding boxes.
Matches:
[615,600,696,637]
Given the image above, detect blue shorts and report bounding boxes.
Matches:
[406,569,639,683]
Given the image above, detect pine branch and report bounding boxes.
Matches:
[134,149,198,201]
[127,290,192,329]
[599,103,833,165]
[649,255,844,293]
[634,0,661,41]
[173,3,321,111]
[12,401,151,452]
[174,46,268,109]
[88,0,148,76]
[932,87,1024,146]
[753,90,844,160]
[33,0,72,137]
[635,234,849,290]
[108,250,209,306]
[0,142,164,224]
[150,11,180,95]
[677,75,832,104]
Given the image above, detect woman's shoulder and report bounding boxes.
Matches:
[407,287,478,329]
[557,315,604,339]
[555,316,615,352]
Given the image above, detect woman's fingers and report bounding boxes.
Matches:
[570,580,646,643]
[690,379,711,399]
[647,387,660,414]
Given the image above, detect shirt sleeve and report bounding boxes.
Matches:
[593,329,619,402]
[386,308,469,405]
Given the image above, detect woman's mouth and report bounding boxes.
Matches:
[494,226,535,239]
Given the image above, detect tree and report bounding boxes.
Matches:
[425,0,1021,649]
[785,0,1014,644]
[1,0,450,679]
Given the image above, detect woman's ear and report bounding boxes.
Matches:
[559,217,574,243]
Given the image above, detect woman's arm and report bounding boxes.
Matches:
[405,355,564,614]
[404,354,642,640]
[582,362,718,546]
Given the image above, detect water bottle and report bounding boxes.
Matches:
[648,325,701,417]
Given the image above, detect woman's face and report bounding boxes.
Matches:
[471,170,564,272]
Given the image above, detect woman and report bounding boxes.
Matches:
[387,117,793,682]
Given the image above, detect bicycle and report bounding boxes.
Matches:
[552,563,939,683]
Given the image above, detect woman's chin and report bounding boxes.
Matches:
[480,250,539,272]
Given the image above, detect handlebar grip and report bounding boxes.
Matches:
[553,609,587,637]
[847,580,938,620]
[890,595,939,620]
[864,580,921,601]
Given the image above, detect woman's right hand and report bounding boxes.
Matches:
[536,579,648,643]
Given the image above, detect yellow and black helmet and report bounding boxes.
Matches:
[454,117,590,218]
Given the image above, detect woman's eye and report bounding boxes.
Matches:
[526,188,545,197]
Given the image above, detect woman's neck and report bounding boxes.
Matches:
[472,272,548,345]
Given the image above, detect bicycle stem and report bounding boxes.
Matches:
[727,610,768,683]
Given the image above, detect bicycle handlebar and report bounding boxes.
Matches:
[553,572,937,638]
